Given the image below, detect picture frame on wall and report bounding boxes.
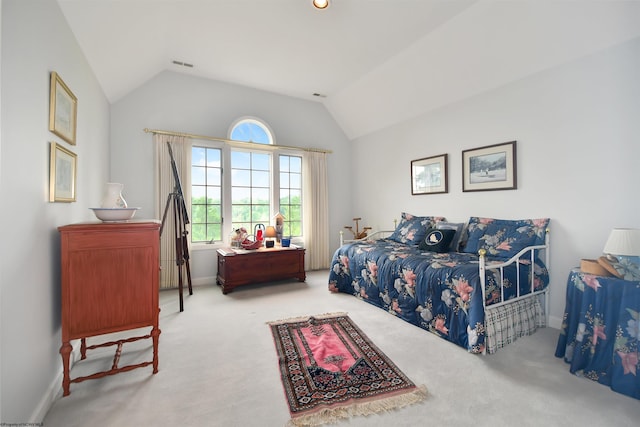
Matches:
[462,141,517,192]
[49,142,77,202]
[49,72,77,145]
[411,153,448,195]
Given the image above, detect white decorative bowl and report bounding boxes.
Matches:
[90,207,140,222]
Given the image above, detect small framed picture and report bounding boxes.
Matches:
[462,141,517,192]
[411,154,448,195]
[49,72,77,145]
[49,142,77,202]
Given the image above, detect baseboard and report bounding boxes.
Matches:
[548,314,562,330]
[192,276,216,287]
[30,339,82,423]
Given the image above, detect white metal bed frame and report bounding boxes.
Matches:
[337,227,551,352]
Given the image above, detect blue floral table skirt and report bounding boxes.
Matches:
[555,269,640,400]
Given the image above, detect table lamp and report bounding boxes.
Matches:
[599,228,640,280]
[265,226,277,248]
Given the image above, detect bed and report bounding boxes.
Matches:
[328,214,550,354]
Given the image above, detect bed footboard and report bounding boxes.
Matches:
[479,228,550,353]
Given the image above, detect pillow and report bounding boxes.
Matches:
[461,217,549,259]
[419,228,455,253]
[388,212,442,246]
[435,222,465,252]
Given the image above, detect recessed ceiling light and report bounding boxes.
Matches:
[312,0,329,10]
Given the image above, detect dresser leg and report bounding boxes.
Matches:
[60,341,72,396]
[151,326,161,374]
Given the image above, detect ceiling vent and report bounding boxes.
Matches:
[172,60,194,68]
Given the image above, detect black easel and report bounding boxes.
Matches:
[160,141,192,312]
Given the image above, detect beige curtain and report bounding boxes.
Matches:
[154,134,190,289]
[302,151,330,270]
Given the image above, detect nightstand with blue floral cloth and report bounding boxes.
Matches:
[555,269,640,399]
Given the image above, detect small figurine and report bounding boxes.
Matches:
[344,217,372,240]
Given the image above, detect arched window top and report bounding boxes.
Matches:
[229,117,274,145]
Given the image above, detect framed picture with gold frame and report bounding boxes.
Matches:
[49,142,77,202]
[49,72,77,145]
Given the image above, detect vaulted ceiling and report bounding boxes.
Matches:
[57,0,640,139]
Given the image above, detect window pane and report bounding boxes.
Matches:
[252,187,270,203]
[191,224,206,242]
[290,173,301,188]
[207,205,221,222]
[207,168,221,186]
[192,166,206,186]
[207,224,221,242]
[191,185,205,202]
[232,187,250,203]
[192,204,206,224]
[252,205,270,222]
[252,153,270,170]
[192,147,206,166]
[231,121,271,144]
[207,186,220,204]
[289,204,301,220]
[252,170,270,187]
[290,156,301,173]
[231,151,250,168]
[280,172,290,188]
[280,190,290,206]
[233,169,251,187]
[279,156,289,172]
[207,148,221,166]
[232,205,250,222]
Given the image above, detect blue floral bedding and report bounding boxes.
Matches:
[328,237,549,353]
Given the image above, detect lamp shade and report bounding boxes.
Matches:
[265,226,277,238]
[603,228,640,256]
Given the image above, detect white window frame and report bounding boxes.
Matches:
[189,142,304,246]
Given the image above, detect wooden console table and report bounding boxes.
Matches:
[216,246,306,294]
[58,221,161,396]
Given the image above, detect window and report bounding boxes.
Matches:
[279,155,302,236]
[189,118,303,244]
[230,150,271,234]
[190,147,222,242]
[229,118,273,145]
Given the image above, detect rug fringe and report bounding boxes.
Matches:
[266,312,348,326]
[285,385,428,427]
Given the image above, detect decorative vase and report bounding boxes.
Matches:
[101,182,128,208]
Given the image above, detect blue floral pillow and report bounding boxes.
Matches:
[388,212,443,246]
[461,217,549,259]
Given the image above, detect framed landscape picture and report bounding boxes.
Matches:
[462,141,517,192]
[411,153,448,195]
[49,142,77,202]
[49,72,77,145]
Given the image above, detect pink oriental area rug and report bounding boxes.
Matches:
[268,313,427,426]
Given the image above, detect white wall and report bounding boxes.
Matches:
[0,0,110,422]
[110,71,352,282]
[349,36,640,328]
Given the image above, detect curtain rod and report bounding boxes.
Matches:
[143,128,332,154]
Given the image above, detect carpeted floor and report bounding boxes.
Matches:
[43,270,640,427]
